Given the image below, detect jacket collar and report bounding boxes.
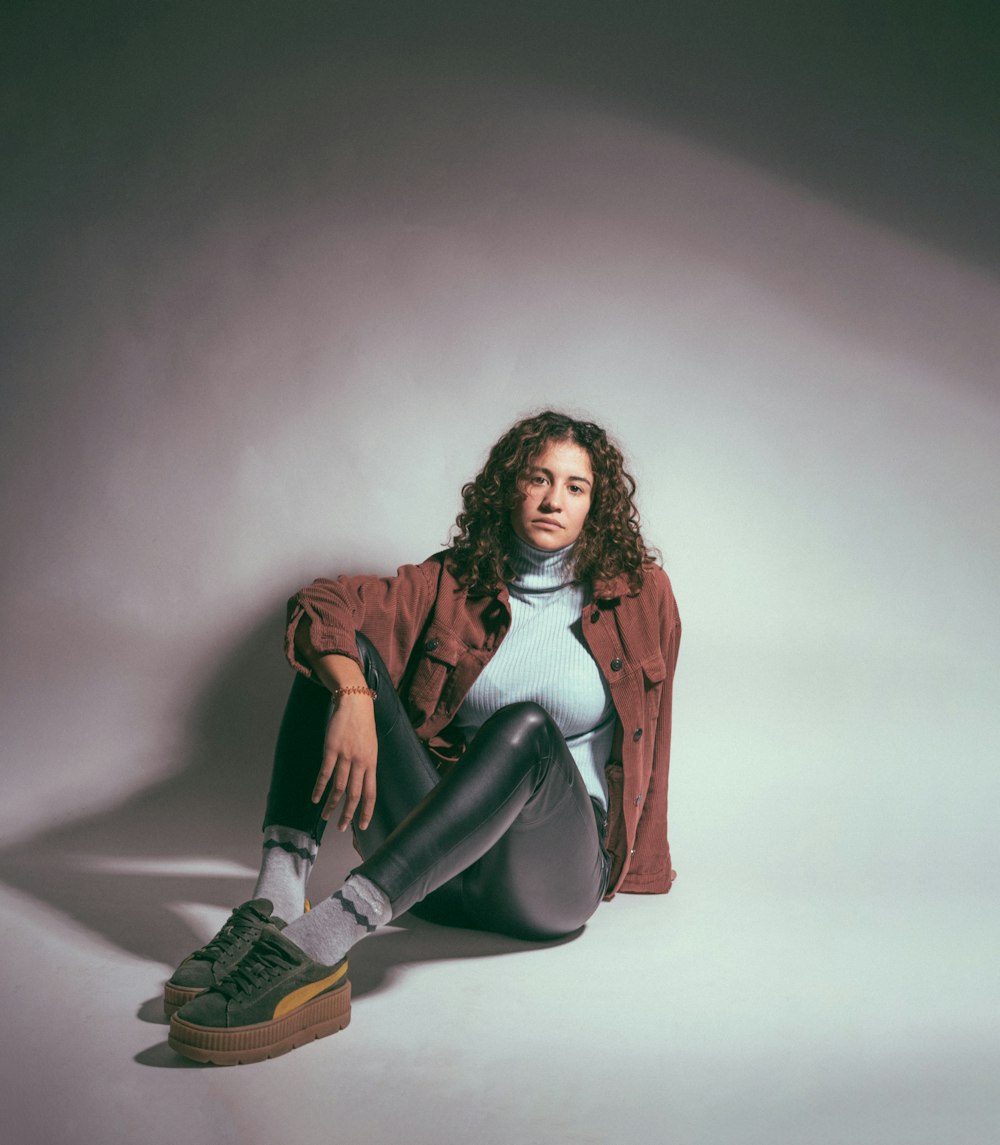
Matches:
[593,571,632,601]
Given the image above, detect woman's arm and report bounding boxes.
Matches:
[285,560,441,681]
[286,558,443,831]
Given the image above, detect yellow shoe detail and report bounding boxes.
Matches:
[304,898,311,912]
[273,961,348,1020]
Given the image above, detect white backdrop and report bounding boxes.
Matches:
[2,7,998,1143]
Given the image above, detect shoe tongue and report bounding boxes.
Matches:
[245,898,273,919]
[257,927,298,966]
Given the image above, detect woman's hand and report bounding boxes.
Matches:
[308,651,378,832]
[312,695,378,831]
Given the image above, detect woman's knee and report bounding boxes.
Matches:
[480,701,560,759]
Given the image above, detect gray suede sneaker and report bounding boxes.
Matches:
[168,927,350,1065]
[163,898,280,1017]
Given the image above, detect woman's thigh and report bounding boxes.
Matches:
[408,708,611,941]
[271,639,609,939]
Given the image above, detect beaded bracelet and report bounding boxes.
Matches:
[330,685,378,700]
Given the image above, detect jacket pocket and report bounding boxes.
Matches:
[641,653,666,730]
[405,623,466,724]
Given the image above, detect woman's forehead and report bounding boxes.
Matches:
[529,438,594,471]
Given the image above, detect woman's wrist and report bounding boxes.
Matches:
[330,684,378,701]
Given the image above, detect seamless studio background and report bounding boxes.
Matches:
[1,3,998,1143]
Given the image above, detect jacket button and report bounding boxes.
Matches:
[590,610,600,623]
[610,657,623,671]
[633,727,643,741]
[425,638,440,652]
[634,795,642,806]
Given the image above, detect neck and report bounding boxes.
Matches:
[507,531,576,589]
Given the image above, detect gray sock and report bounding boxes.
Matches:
[284,873,392,965]
[252,825,317,923]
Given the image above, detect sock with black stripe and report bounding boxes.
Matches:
[283,873,392,965]
[251,825,317,923]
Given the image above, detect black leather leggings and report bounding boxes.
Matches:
[264,635,611,941]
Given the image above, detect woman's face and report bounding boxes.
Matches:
[510,438,594,551]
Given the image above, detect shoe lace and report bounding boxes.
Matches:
[215,933,294,1000]
[192,903,267,963]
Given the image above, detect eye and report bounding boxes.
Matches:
[528,474,547,486]
[568,484,586,495]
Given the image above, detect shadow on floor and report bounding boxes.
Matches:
[0,604,308,966]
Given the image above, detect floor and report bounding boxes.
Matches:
[1,841,995,1145]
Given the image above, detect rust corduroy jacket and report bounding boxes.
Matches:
[285,551,681,898]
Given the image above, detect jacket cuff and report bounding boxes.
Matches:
[284,601,363,680]
[618,865,676,895]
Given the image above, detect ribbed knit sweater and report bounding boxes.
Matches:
[453,534,616,809]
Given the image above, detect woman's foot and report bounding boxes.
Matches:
[163,898,280,1016]
[167,928,351,1065]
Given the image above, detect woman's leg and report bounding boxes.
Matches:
[343,633,611,938]
[167,636,609,1062]
[245,630,611,942]
[354,698,610,940]
[264,632,610,945]
[264,633,609,944]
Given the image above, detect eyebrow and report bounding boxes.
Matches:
[528,466,593,488]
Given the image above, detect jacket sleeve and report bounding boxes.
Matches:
[619,570,681,894]
[285,557,442,687]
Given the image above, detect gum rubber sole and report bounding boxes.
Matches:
[168,980,351,1066]
[163,982,205,1018]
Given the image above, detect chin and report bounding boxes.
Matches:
[511,520,572,550]
[529,529,572,549]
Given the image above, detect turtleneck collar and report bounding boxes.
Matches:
[507,530,577,592]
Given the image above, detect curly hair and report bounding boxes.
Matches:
[448,410,660,594]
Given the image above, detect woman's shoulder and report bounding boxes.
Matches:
[635,561,680,627]
[635,560,674,599]
[410,549,469,597]
[384,550,452,593]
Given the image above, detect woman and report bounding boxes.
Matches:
[166,409,681,1065]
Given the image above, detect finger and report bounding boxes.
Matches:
[321,758,351,820]
[338,772,366,833]
[312,751,338,804]
[357,769,377,831]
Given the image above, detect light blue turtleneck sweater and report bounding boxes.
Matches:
[452,534,616,809]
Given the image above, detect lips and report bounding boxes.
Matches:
[532,519,563,528]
